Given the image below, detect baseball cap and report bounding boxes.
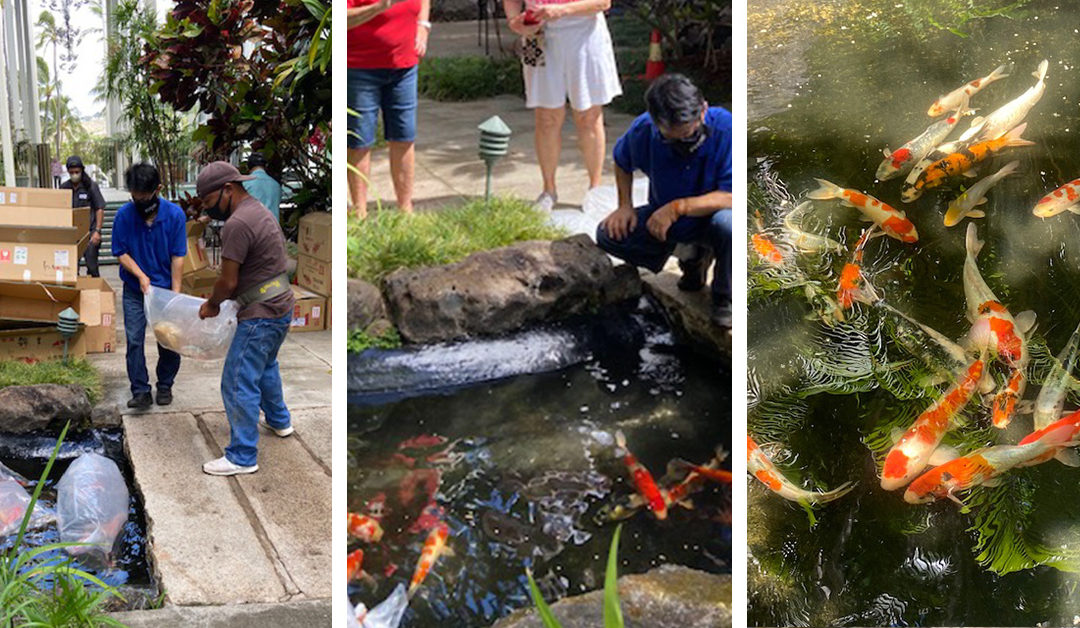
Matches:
[196,161,255,197]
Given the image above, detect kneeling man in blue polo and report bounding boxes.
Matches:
[596,73,733,328]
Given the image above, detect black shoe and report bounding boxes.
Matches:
[156,388,173,406]
[127,393,153,410]
[712,303,733,329]
[677,250,715,292]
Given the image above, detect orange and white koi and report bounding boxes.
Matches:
[880,357,984,491]
[835,226,880,317]
[347,548,365,582]
[614,430,668,520]
[807,179,918,243]
[1033,320,1080,430]
[408,522,454,596]
[959,60,1048,143]
[927,62,1012,117]
[348,512,385,544]
[902,123,1034,202]
[1033,177,1080,218]
[943,160,1019,227]
[879,97,973,181]
[747,435,854,504]
[751,233,784,266]
[1017,409,1080,467]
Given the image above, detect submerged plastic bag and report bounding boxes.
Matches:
[145,286,239,361]
[0,477,54,536]
[55,453,129,566]
[355,584,408,628]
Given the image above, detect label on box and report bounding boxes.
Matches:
[312,306,321,318]
[55,270,63,283]
[8,193,16,204]
[13,247,27,265]
[291,315,308,327]
[21,270,30,281]
[54,250,69,268]
[0,250,10,263]
[0,193,6,204]
[103,313,112,326]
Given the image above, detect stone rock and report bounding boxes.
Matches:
[643,272,731,360]
[348,278,387,332]
[364,318,396,338]
[0,384,92,433]
[494,565,732,628]
[382,235,632,344]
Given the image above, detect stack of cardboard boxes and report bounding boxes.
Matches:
[291,212,331,332]
[0,187,116,361]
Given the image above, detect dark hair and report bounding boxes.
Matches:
[248,152,267,169]
[124,163,161,193]
[644,74,705,127]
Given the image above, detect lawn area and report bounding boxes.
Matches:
[0,359,102,404]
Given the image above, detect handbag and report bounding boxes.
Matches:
[520,31,546,67]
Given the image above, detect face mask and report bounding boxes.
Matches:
[205,188,231,221]
[664,124,710,158]
[69,172,82,184]
[132,196,159,219]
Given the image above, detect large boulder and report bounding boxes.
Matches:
[643,272,731,360]
[494,565,732,628]
[347,278,388,332]
[0,384,92,433]
[382,235,641,344]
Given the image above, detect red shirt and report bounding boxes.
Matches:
[348,0,421,69]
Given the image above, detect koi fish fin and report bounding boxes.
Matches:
[1054,448,1080,467]
[989,61,1013,82]
[806,178,844,201]
[973,197,988,206]
[967,210,986,219]
[965,222,984,258]
[1033,59,1048,82]
[946,491,968,508]
[677,498,695,510]
[981,477,1004,488]
[812,481,855,504]
[1015,309,1037,334]
[968,115,985,129]
[715,447,729,464]
[979,370,997,394]
[441,546,456,558]
[859,214,877,222]
[1003,122,1035,148]
[882,147,893,159]
[1015,400,1035,415]
[962,170,979,179]
[928,445,960,467]
[1067,204,1080,215]
[889,428,905,444]
[997,160,1021,178]
[614,430,628,453]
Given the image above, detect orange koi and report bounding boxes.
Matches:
[835,226,880,315]
[752,233,784,266]
[902,123,1034,202]
[991,370,1024,429]
[347,512,385,544]
[408,522,453,596]
[807,179,918,243]
[614,430,668,520]
[347,548,365,582]
[747,435,854,504]
[1017,409,1080,467]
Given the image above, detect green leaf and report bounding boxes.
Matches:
[603,524,624,628]
[525,568,563,628]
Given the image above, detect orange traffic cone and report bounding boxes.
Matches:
[644,29,665,80]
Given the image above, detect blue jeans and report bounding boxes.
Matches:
[221,314,292,467]
[123,284,181,396]
[347,66,419,149]
[596,206,732,305]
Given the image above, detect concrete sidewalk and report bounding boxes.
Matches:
[87,266,331,621]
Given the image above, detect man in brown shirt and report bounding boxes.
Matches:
[196,161,296,476]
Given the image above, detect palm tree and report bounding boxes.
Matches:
[35,12,63,159]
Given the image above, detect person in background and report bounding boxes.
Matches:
[197,161,295,476]
[242,152,283,224]
[50,158,63,188]
[595,74,733,327]
[111,164,187,410]
[504,0,622,212]
[347,0,431,219]
[61,156,107,278]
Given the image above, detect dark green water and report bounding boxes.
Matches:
[347,307,730,627]
[749,1,1080,625]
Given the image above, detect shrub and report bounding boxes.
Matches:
[418,56,524,101]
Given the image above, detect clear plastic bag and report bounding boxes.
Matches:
[0,478,54,536]
[145,286,239,361]
[55,453,129,566]
[355,584,408,628]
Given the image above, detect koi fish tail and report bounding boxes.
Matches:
[996,160,1021,179]
[989,61,1013,83]
[965,222,984,258]
[1002,122,1035,148]
[806,178,845,201]
[1033,59,1048,82]
[809,481,856,504]
[614,430,628,455]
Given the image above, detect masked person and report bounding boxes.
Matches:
[196,161,295,476]
[111,164,187,410]
[595,74,733,328]
[60,156,107,278]
[242,152,283,224]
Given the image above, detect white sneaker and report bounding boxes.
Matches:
[532,191,558,212]
[259,420,294,437]
[202,456,258,476]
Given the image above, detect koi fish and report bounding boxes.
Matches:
[836,226,880,316]
[902,124,1034,202]
[943,160,1019,227]
[807,179,918,243]
[348,512,385,544]
[347,548,365,582]
[959,59,1048,143]
[1033,176,1080,218]
[751,233,784,266]
[880,357,984,491]
[878,97,973,181]
[1034,320,1080,430]
[781,201,844,254]
[905,415,1080,504]
[927,62,1012,117]
[747,435,854,504]
[408,522,454,596]
[1017,409,1080,467]
[991,370,1025,429]
[614,430,668,520]
[902,138,966,202]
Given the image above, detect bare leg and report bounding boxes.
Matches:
[388,141,415,214]
[534,106,566,196]
[572,105,605,189]
[348,147,372,220]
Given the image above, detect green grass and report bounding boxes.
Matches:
[0,359,103,405]
[347,196,566,283]
[418,56,524,101]
[525,523,625,628]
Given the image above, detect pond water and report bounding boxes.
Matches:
[748,1,1080,625]
[347,301,730,627]
[0,428,156,611]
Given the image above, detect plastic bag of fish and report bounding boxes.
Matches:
[145,286,238,361]
[55,453,129,567]
[349,584,408,628]
[0,478,54,536]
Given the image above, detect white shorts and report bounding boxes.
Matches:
[523,14,623,111]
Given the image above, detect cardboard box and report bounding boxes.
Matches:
[0,281,88,323]
[289,285,325,332]
[0,225,89,285]
[296,254,330,297]
[0,207,88,231]
[75,277,117,354]
[181,267,220,299]
[0,325,86,362]
[83,324,115,354]
[298,212,332,262]
[326,297,332,330]
[183,221,209,275]
[0,187,71,208]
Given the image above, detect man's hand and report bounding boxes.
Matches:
[416,25,429,56]
[601,206,638,242]
[508,14,543,36]
[139,275,151,295]
[90,231,101,246]
[199,301,220,320]
[646,201,683,242]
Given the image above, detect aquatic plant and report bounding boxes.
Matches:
[525,523,625,628]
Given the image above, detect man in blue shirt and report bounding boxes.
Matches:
[112,164,188,410]
[596,74,732,327]
[242,152,283,224]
